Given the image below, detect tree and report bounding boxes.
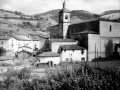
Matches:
[0,47,6,56]
[105,40,114,58]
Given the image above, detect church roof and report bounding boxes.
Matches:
[60,45,86,50]
[72,30,97,35]
[60,8,69,13]
[51,39,75,42]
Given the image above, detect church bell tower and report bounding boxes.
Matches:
[59,0,70,39]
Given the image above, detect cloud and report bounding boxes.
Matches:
[0,0,119,15]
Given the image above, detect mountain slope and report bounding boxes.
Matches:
[100,10,120,16]
[34,9,99,24]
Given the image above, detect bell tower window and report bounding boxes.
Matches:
[65,14,68,19]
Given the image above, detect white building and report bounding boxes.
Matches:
[51,39,77,53]
[58,45,87,62]
[0,34,49,53]
[36,52,60,65]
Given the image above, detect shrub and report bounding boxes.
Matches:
[18,67,31,80]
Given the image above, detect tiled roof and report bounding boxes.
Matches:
[72,30,97,35]
[17,50,32,54]
[30,35,39,41]
[18,46,32,49]
[13,35,31,41]
[60,45,86,50]
[60,8,69,13]
[37,52,60,57]
[0,36,11,40]
[51,39,75,42]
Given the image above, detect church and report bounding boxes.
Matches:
[50,1,87,62]
[49,1,120,61]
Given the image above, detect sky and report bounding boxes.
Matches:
[0,0,119,15]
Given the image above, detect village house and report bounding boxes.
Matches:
[36,52,60,66]
[58,45,87,62]
[0,33,49,54]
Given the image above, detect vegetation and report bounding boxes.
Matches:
[0,62,120,90]
[0,47,6,56]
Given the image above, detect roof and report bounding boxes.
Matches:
[72,30,97,35]
[60,8,69,13]
[71,19,99,25]
[51,39,75,42]
[30,35,39,41]
[0,36,11,40]
[60,45,86,50]
[17,50,32,54]
[37,52,60,57]
[13,35,31,41]
[18,46,32,49]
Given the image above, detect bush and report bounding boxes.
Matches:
[0,47,6,56]
[1,63,120,90]
[18,67,31,80]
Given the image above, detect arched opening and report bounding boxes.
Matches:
[65,14,68,19]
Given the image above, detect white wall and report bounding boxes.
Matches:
[61,50,87,62]
[37,57,60,65]
[100,21,120,37]
[0,36,47,52]
[0,40,9,50]
[8,38,18,52]
[88,34,120,61]
[88,34,101,61]
[51,41,77,53]
[63,22,70,39]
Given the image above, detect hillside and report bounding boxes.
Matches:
[34,9,99,24]
[0,9,119,33]
[100,10,120,16]
[0,9,99,32]
[100,10,120,22]
[100,13,120,21]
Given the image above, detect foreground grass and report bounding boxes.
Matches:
[0,62,120,90]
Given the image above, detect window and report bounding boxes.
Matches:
[81,58,85,62]
[65,14,68,19]
[11,43,14,48]
[1,41,3,44]
[110,25,112,32]
[81,49,84,54]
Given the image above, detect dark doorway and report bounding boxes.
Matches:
[113,44,120,59]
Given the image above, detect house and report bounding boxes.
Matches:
[36,52,60,66]
[58,45,87,62]
[17,50,32,59]
[51,39,77,53]
[0,33,49,53]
